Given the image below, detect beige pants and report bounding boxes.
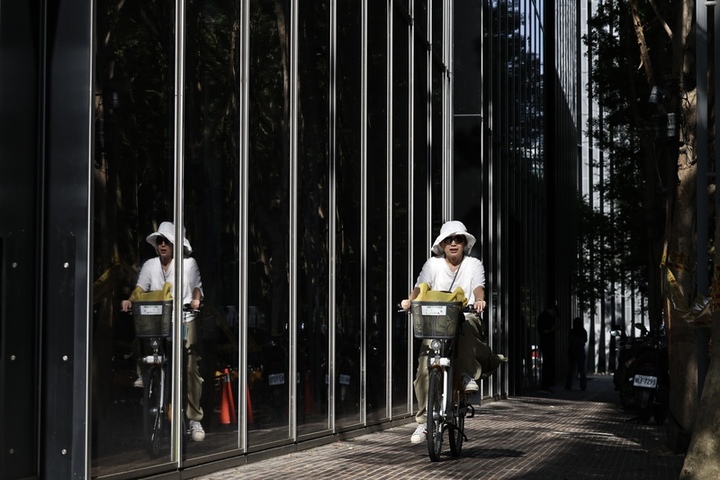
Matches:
[184,318,204,422]
[413,313,500,424]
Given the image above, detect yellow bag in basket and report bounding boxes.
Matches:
[415,282,468,307]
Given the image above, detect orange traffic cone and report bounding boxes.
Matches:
[246,384,254,424]
[219,368,237,424]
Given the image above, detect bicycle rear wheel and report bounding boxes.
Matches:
[426,368,444,461]
[449,395,466,457]
[143,366,164,456]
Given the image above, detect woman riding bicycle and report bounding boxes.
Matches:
[120,221,206,442]
[400,220,505,445]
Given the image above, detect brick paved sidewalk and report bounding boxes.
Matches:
[193,375,684,480]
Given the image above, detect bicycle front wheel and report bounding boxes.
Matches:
[449,394,466,457]
[426,367,444,461]
[143,366,164,457]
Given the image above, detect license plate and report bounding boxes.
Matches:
[140,304,163,315]
[421,305,447,316]
[268,373,285,386]
[633,374,657,388]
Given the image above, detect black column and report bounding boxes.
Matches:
[0,2,42,478]
[41,1,93,478]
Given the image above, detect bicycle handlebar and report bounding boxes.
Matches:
[183,303,202,313]
[397,303,482,314]
[122,302,202,314]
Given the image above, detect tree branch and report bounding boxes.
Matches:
[629,0,655,86]
[648,0,673,40]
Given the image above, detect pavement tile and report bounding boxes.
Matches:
[192,375,684,480]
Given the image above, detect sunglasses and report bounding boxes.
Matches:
[156,236,172,246]
[443,235,466,245]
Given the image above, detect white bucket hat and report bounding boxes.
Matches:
[431,220,477,256]
[146,221,193,255]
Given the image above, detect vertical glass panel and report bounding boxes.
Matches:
[365,0,389,421]
[92,0,175,475]
[430,0,445,230]
[391,7,410,417]
[296,0,331,436]
[431,0,442,60]
[413,3,429,267]
[247,0,291,445]
[431,70,443,229]
[183,0,241,456]
[335,0,362,427]
[415,0,428,46]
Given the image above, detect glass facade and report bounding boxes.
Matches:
[0,1,579,479]
[88,0,465,476]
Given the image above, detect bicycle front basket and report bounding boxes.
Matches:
[410,301,463,339]
[132,300,173,337]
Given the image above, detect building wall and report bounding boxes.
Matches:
[0,2,42,479]
[0,0,575,478]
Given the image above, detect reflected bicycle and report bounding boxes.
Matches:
[131,300,197,456]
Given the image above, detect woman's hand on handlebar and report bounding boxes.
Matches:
[121,299,132,312]
[473,300,486,313]
[400,299,412,311]
[183,300,203,312]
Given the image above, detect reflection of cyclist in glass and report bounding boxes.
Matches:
[121,221,206,441]
[400,220,506,445]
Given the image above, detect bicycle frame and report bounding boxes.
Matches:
[427,339,454,420]
[133,303,197,457]
[410,300,470,461]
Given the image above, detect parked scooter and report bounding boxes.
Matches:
[611,322,668,424]
[611,326,645,409]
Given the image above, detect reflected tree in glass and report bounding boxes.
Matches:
[92,0,176,475]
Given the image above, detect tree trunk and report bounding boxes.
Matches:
[681,66,720,476]
[681,320,720,478]
[663,84,699,452]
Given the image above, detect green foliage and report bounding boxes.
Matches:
[578,0,666,312]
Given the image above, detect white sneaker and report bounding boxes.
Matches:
[462,374,479,393]
[410,423,426,444]
[189,420,205,441]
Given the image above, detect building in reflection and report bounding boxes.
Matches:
[0,1,579,478]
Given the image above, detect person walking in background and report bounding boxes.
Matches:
[537,304,560,392]
[565,317,588,391]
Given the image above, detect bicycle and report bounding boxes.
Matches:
[410,300,475,461]
[132,300,198,456]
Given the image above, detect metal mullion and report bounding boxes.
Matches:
[406,0,416,416]
[83,1,97,476]
[289,0,299,439]
[444,0,453,220]
[360,0,369,426]
[328,0,338,431]
[238,0,250,451]
[425,0,432,224]
[171,0,187,467]
[385,0,395,420]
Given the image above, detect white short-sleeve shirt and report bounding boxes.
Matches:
[136,257,204,306]
[414,256,485,303]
